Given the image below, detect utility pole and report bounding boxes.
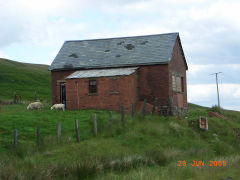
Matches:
[210,72,222,107]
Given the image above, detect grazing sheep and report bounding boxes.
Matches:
[27,102,42,110]
[51,104,65,111]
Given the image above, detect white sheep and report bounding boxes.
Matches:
[51,104,65,111]
[27,102,42,110]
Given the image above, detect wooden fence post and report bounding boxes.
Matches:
[34,91,37,101]
[121,105,125,128]
[75,119,80,142]
[109,111,112,128]
[142,98,147,117]
[168,98,173,116]
[57,122,61,142]
[152,98,158,115]
[13,92,16,104]
[131,103,135,118]
[37,126,40,146]
[93,114,97,136]
[13,129,18,148]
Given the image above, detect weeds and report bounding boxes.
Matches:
[210,105,222,114]
[0,104,240,179]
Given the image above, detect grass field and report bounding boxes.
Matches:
[0,59,240,179]
[0,103,240,180]
[0,58,50,102]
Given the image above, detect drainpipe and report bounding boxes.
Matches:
[76,81,79,109]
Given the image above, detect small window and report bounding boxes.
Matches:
[181,77,184,92]
[176,76,181,92]
[89,80,97,94]
[172,75,176,91]
[173,74,184,93]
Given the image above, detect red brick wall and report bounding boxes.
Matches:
[65,73,137,112]
[168,37,188,107]
[51,70,74,105]
[51,37,188,110]
[138,65,170,106]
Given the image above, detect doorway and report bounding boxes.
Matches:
[60,82,66,107]
[177,93,183,107]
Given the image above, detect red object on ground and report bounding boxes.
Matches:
[208,111,227,120]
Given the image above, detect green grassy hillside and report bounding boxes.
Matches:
[0,58,51,102]
[0,103,240,180]
[0,59,240,179]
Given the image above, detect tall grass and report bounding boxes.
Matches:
[0,104,240,179]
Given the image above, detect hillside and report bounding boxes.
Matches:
[0,103,240,179]
[0,58,51,102]
[0,59,240,179]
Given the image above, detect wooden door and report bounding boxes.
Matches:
[177,94,184,107]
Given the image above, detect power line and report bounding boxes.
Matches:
[210,72,222,107]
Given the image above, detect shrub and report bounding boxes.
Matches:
[212,141,234,156]
[144,149,167,166]
[210,105,222,114]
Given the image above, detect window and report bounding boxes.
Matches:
[172,74,184,93]
[172,75,176,91]
[176,76,181,92]
[89,80,97,94]
[181,77,184,92]
[109,77,119,94]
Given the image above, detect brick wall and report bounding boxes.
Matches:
[138,65,170,106]
[168,37,188,107]
[50,37,188,110]
[51,70,75,105]
[65,72,137,112]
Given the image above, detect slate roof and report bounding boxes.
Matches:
[66,67,138,79]
[49,32,180,71]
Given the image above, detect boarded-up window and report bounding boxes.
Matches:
[172,75,176,91]
[89,80,97,93]
[176,76,181,92]
[109,77,119,94]
[172,74,184,93]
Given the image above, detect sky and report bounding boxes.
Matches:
[0,0,239,111]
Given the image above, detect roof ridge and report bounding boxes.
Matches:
[49,32,181,71]
[65,32,179,43]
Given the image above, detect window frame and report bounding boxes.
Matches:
[172,74,176,91]
[181,76,184,92]
[172,73,184,93]
[88,79,97,94]
[176,76,181,92]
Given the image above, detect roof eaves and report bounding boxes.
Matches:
[49,61,169,71]
[177,35,188,70]
[66,67,138,79]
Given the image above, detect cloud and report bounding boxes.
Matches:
[26,19,87,47]
[187,64,240,84]
[233,88,240,99]
[0,51,11,59]
[1,0,240,59]
[224,105,240,112]
[188,83,240,110]
[0,0,240,111]
[15,0,68,14]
